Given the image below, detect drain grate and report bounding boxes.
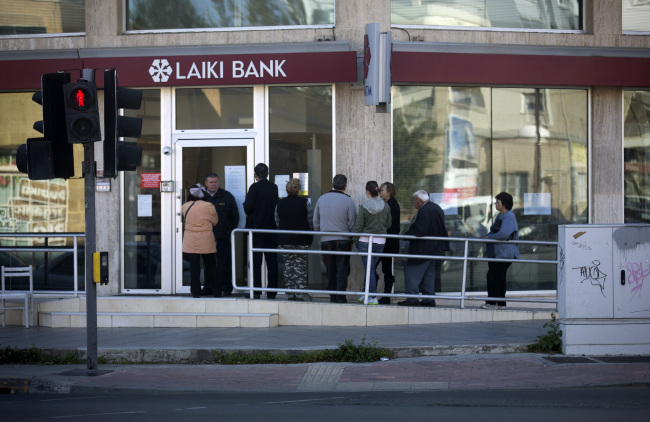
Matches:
[594,356,650,364]
[542,356,597,364]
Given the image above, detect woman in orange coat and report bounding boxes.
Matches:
[182,184,219,298]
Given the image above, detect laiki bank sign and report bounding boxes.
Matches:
[0,49,357,90]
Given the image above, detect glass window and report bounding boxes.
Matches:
[123,90,162,290]
[125,0,334,31]
[391,0,582,30]
[393,86,588,293]
[623,0,650,32]
[268,85,332,290]
[624,91,650,224]
[0,0,85,36]
[0,92,85,241]
[175,87,254,130]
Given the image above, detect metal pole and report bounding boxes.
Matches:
[83,142,98,370]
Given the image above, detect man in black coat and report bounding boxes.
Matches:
[204,172,239,296]
[398,189,449,307]
[243,163,279,299]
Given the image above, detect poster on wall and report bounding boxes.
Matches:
[293,172,309,196]
[275,175,290,198]
[225,165,246,228]
[524,192,551,215]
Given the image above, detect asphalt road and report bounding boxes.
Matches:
[3,387,650,421]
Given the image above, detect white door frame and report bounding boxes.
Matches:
[172,135,255,294]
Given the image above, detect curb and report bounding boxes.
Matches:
[58,344,531,364]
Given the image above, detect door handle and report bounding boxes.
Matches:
[621,270,625,286]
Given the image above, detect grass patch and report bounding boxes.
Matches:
[0,345,86,365]
[527,313,563,353]
[214,337,391,365]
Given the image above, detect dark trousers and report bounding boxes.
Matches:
[321,240,352,301]
[252,233,278,297]
[486,261,511,306]
[404,259,437,305]
[216,238,233,294]
[184,252,217,297]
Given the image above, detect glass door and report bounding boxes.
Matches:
[174,139,252,294]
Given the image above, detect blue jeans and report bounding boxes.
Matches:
[357,241,385,295]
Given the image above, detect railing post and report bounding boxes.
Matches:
[460,239,469,309]
[248,230,254,298]
[231,229,236,295]
[73,235,79,296]
[362,235,374,304]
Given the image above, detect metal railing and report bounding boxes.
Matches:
[232,228,559,308]
[0,232,85,296]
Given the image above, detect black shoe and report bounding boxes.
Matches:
[213,293,222,298]
[267,294,276,300]
[222,292,232,297]
[253,294,261,299]
[378,297,391,305]
[192,295,201,298]
[202,289,213,296]
[336,297,347,303]
[420,301,436,307]
[397,300,419,306]
[330,296,337,303]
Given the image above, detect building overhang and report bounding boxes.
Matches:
[392,42,650,88]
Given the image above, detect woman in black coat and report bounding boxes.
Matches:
[376,182,401,304]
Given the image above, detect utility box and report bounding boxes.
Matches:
[93,251,109,285]
[558,224,650,355]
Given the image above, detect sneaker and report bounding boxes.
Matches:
[357,296,365,304]
[480,303,497,309]
[367,297,378,305]
[287,293,297,301]
[298,293,312,302]
[498,305,507,310]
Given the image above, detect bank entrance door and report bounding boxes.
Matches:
[174,138,253,295]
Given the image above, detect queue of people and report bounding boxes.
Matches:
[182,166,519,308]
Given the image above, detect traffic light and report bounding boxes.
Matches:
[103,69,143,178]
[16,72,75,180]
[63,79,101,144]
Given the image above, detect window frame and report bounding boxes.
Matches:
[391,0,584,34]
[122,0,335,35]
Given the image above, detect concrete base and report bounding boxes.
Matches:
[33,296,554,328]
[561,319,650,355]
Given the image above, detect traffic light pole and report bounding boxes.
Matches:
[83,142,99,370]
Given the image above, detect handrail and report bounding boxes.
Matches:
[231,228,559,308]
[0,233,85,296]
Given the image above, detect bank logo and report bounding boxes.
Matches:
[149,59,173,83]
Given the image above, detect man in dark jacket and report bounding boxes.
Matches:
[398,190,449,307]
[204,172,240,296]
[243,163,279,299]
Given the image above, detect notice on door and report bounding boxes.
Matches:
[138,194,153,217]
[225,165,246,228]
[141,173,161,189]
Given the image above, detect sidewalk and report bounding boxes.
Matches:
[2,321,650,394]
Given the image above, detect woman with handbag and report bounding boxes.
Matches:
[182,183,219,298]
[481,192,519,309]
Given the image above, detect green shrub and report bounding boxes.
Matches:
[527,313,563,353]
[0,345,85,365]
[214,337,390,365]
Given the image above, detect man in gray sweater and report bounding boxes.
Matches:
[313,174,357,303]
